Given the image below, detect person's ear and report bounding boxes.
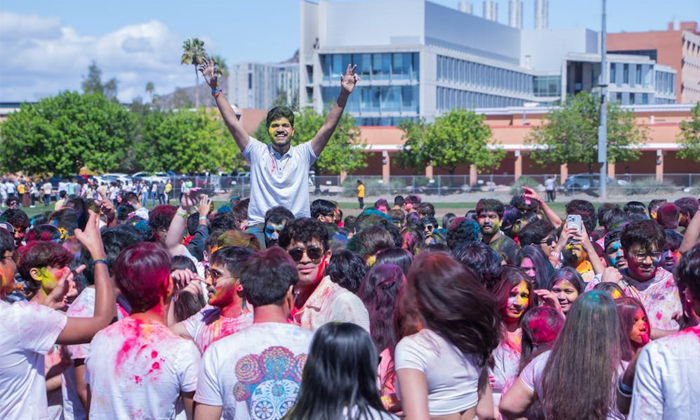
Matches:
[29,267,42,281]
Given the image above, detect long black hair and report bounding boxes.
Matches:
[283,323,390,420]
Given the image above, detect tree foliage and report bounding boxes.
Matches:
[0,91,134,176]
[398,108,504,175]
[180,38,207,107]
[253,108,367,174]
[82,61,118,101]
[678,102,700,162]
[527,91,646,166]
[138,108,244,173]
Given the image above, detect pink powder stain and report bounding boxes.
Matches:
[151,350,158,359]
[114,319,146,371]
[656,312,663,320]
[134,375,142,385]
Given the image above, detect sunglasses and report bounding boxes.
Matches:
[539,236,557,246]
[288,246,324,263]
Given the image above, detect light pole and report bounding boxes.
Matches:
[598,0,608,199]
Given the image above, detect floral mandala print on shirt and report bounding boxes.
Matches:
[233,346,307,420]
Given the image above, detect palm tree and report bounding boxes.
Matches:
[211,55,229,78]
[145,81,155,103]
[180,38,207,107]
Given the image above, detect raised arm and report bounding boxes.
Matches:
[199,59,249,151]
[680,204,700,253]
[521,187,562,229]
[310,64,360,156]
[165,189,204,254]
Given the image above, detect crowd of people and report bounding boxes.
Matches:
[2,59,699,420]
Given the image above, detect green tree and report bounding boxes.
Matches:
[678,102,700,162]
[253,108,367,174]
[271,90,289,109]
[527,91,646,169]
[210,55,229,78]
[82,62,119,101]
[138,108,244,173]
[0,91,135,176]
[180,38,207,108]
[398,109,504,175]
[145,81,155,103]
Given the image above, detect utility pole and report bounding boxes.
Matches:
[598,0,608,199]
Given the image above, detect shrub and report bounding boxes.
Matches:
[509,176,541,196]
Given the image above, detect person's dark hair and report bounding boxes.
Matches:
[476,198,504,219]
[354,209,390,232]
[374,198,389,211]
[600,206,627,232]
[116,204,136,222]
[565,199,596,234]
[171,255,197,273]
[285,322,390,420]
[375,247,413,276]
[510,194,538,214]
[266,106,295,128]
[540,291,631,420]
[80,224,143,286]
[404,195,421,205]
[603,227,625,252]
[172,288,206,323]
[211,212,239,232]
[623,201,647,218]
[675,243,700,301]
[664,229,683,251]
[112,242,171,313]
[596,203,620,230]
[265,206,295,226]
[492,266,535,321]
[546,267,585,295]
[326,250,367,294]
[357,264,404,355]
[615,296,649,358]
[217,230,261,251]
[343,215,357,233]
[349,224,394,259]
[230,198,249,227]
[25,224,61,243]
[149,204,177,233]
[48,208,79,236]
[648,199,667,218]
[501,205,522,238]
[517,219,555,247]
[186,213,200,236]
[442,212,456,230]
[656,203,680,230]
[30,214,49,227]
[452,241,503,290]
[674,196,699,220]
[279,217,330,251]
[18,241,74,293]
[621,219,665,253]
[388,209,405,226]
[393,195,404,207]
[406,252,501,367]
[593,281,625,299]
[204,229,224,255]
[446,217,480,250]
[418,202,435,218]
[2,208,30,231]
[209,246,255,280]
[0,227,14,256]
[311,199,336,220]
[240,247,298,307]
[400,228,423,255]
[516,245,554,290]
[124,192,139,205]
[519,306,565,371]
[405,212,422,229]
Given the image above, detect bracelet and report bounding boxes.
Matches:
[212,87,222,97]
[617,378,633,397]
[92,259,109,267]
[176,210,188,218]
[199,216,207,221]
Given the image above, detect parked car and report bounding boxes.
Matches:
[563,174,629,193]
[131,172,170,184]
[101,173,131,184]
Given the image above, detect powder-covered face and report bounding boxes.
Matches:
[207,264,237,308]
[660,248,681,272]
[504,280,530,322]
[552,279,579,314]
[630,307,650,348]
[268,118,294,148]
[477,211,501,236]
[0,251,16,294]
[264,222,286,246]
[563,243,585,265]
[36,266,70,295]
[520,258,536,280]
[605,240,628,270]
[625,246,660,282]
[287,239,329,289]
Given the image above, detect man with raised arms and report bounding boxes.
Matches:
[199,58,359,229]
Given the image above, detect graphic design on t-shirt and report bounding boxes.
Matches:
[233,346,307,420]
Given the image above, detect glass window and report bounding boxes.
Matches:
[629,93,636,105]
[383,54,392,79]
[413,52,420,81]
[636,65,642,85]
[355,53,372,81]
[381,86,400,112]
[393,53,407,80]
[641,93,649,104]
[401,85,418,113]
[373,54,386,80]
[610,64,616,85]
[623,64,629,84]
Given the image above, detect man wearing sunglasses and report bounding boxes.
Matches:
[278,218,369,333]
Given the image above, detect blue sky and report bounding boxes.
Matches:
[1,0,697,103]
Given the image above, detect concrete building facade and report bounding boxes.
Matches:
[229,61,299,110]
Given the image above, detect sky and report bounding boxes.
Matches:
[1,0,698,103]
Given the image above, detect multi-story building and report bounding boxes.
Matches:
[229,60,299,110]
[608,21,700,104]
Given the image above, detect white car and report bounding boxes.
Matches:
[132,172,170,184]
[101,173,132,184]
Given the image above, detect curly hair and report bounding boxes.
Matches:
[18,241,74,293]
[278,217,329,251]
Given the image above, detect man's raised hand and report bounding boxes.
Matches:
[341,64,360,94]
[199,58,219,89]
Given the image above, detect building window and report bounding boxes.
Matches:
[641,93,649,104]
[636,65,642,85]
[623,64,629,84]
[610,64,616,85]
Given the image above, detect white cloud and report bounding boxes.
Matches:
[0,12,198,103]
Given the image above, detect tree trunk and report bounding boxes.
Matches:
[194,65,199,108]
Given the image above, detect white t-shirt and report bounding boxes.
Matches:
[195,322,313,420]
[85,317,200,420]
[395,328,483,416]
[519,351,626,420]
[242,136,317,225]
[489,339,521,405]
[293,276,370,333]
[182,306,254,353]
[0,300,67,420]
[629,326,700,419]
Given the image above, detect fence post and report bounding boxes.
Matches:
[438,176,442,197]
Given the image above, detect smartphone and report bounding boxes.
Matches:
[566,214,582,231]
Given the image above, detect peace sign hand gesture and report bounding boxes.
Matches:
[340,64,360,94]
